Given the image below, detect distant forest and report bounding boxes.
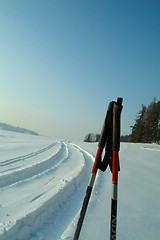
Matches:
[85,98,160,144]
[123,98,160,144]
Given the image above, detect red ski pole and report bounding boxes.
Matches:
[73,101,114,240]
[110,98,123,240]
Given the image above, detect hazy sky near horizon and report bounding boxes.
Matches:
[0,0,160,140]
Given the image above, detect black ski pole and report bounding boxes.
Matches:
[73,101,114,240]
[110,98,123,240]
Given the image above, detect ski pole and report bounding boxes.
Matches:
[73,101,114,240]
[110,98,123,240]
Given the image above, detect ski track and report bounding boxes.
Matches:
[0,142,65,188]
[141,146,160,152]
[0,143,56,167]
[0,141,95,240]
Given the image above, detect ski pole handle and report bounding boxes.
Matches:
[93,101,114,174]
[112,98,123,151]
[98,101,114,148]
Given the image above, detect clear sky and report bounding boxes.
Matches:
[0,0,160,140]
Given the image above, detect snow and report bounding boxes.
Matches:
[0,130,160,240]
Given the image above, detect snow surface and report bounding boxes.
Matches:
[0,130,160,240]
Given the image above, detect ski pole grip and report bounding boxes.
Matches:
[98,101,114,148]
[112,98,123,151]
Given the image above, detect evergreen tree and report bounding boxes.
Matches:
[131,105,147,142]
[131,99,160,143]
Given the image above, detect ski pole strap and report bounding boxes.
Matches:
[98,98,122,172]
[95,101,114,173]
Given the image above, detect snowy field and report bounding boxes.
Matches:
[0,130,160,240]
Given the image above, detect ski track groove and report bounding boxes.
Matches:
[0,142,68,188]
[0,142,94,240]
[0,142,59,176]
[0,143,56,167]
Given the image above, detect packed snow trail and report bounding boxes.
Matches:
[0,131,160,240]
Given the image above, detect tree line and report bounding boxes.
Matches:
[121,98,160,144]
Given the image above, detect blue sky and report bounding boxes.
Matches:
[0,0,159,140]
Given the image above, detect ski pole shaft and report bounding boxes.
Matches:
[74,101,113,240]
[110,150,119,240]
[73,147,102,240]
[110,98,123,240]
